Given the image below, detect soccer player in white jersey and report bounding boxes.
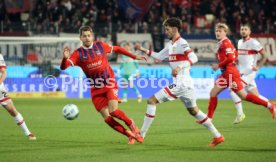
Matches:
[230,24,269,124]
[0,53,36,140]
[134,17,224,147]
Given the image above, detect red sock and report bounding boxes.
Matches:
[207,97,218,119]
[104,116,127,136]
[245,94,268,107]
[110,109,132,126]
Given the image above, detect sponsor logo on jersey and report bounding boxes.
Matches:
[87,60,102,69]
[169,55,177,61]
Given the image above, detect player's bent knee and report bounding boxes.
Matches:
[147,96,158,105]
[187,107,199,116]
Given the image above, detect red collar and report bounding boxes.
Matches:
[218,37,228,44]
[172,36,181,44]
[243,37,251,42]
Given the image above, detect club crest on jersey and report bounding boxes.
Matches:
[172,47,176,52]
[95,50,101,55]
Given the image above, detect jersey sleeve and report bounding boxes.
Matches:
[99,41,113,54]
[224,42,235,55]
[150,43,169,60]
[181,40,198,65]
[0,55,6,68]
[68,50,79,66]
[252,39,263,52]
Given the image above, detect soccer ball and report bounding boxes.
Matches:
[62,104,79,120]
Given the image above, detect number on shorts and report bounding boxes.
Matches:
[2,92,8,98]
[168,84,176,89]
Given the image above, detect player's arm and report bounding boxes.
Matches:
[253,48,267,71]
[100,42,146,61]
[178,49,198,69]
[60,47,79,70]
[135,44,168,61]
[218,53,235,68]
[113,46,146,61]
[0,67,7,84]
[172,48,198,77]
[213,47,236,71]
[251,40,267,71]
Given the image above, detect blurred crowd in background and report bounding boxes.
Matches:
[0,0,275,36]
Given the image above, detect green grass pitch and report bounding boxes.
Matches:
[0,98,276,162]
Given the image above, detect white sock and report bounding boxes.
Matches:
[14,113,31,136]
[230,90,244,116]
[195,110,221,138]
[140,104,156,138]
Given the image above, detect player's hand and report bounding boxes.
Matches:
[172,66,181,77]
[212,64,219,71]
[135,55,147,61]
[136,72,140,78]
[252,66,259,71]
[134,44,148,54]
[134,44,141,51]
[63,46,70,58]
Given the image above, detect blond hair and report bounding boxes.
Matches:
[215,23,229,34]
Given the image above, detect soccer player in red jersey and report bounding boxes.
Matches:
[207,23,275,120]
[60,26,145,144]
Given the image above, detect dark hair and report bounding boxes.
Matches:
[79,26,93,36]
[241,24,251,30]
[163,17,182,31]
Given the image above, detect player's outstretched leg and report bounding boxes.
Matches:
[140,96,158,139]
[3,100,36,140]
[207,96,218,119]
[229,90,245,124]
[132,85,142,103]
[237,90,276,118]
[189,108,224,147]
[122,88,128,103]
[109,109,143,143]
[104,116,135,138]
[206,86,225,120]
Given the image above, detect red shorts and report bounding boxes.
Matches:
[215,73,244,92]
[91,87,118,112]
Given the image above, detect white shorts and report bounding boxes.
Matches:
[241,72,257,91]
[0,83,10,106]
[154,78,197,108]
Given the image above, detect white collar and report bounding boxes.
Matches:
[81,44,93,49]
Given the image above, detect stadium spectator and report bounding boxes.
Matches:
[0,0,274,35]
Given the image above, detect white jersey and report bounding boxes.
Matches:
[0,54,9,104]
[237,38,263,74]
[149,36,198,79]
[0,54,6,85]
[149,37,198,108]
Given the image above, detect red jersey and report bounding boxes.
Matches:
[60,41,138,93]
[66,41,116,90]
[216,38,238,74]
